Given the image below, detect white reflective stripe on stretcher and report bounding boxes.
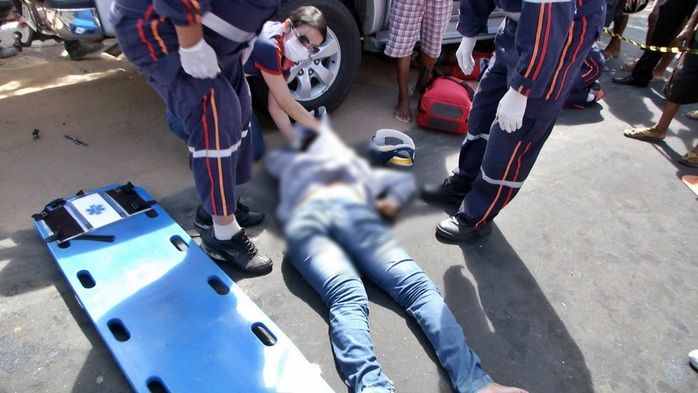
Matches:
[201,12,256,42]
[480,168,525,188]
[188,130,249,158]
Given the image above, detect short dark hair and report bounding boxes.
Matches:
[289,5,327,41]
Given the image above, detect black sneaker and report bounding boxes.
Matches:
[201,229,272,275]
[436,215,492,242]
[421,175,471,205]
[195,200,265,229]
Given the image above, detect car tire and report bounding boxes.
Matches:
[250,0,361,113]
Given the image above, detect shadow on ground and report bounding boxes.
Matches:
[443,226,593,392]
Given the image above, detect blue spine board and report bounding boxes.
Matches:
[34,184,334,393]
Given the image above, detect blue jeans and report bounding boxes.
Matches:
[166,108,266,162]
[285,198,493,393]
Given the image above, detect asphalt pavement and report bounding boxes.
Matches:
[1,11,697,393]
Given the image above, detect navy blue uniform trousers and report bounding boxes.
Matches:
[112,2,275,217]
[566,44,604,107]
[455,3,605,226]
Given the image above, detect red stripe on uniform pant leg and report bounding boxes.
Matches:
[150,20,168,55]
[475,141,523,227]
[545,22,575,100]
[201,94,218,216]
[209,88,229,217]
[532,3,553,81]
[581,59,593,79]
[502,142,532,208]
[137,18,158,62]
[525,4,547,78]
[586,54,599,83]
[555,17,588,100]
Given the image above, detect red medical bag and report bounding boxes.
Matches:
[417,76,475,135]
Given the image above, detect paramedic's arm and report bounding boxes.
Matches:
[509,0,575,98]
[154,0,219,78]
[153,0,210,29]
[175,24,203,48]
[267,91,296,142]
[262,71,322,133]
[458,0,496,37]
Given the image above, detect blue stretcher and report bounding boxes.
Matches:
[33,183,334,393]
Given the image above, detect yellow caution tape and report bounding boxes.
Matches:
[603,27,698,55]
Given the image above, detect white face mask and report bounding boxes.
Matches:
[284,35,309,62]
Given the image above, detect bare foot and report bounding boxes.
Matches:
[479,382,529,393]
[602,44,620,60]
[394,95,411,123]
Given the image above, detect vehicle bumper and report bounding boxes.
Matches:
[45,8,103,41]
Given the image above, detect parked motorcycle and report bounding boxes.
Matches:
[12,0,119,59]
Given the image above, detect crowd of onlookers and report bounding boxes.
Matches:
[603,0,698,167]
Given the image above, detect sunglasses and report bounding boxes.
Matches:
[291,25,320,54]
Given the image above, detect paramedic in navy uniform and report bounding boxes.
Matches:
[243,6,326,143]
[423,0,606,240]
[110,0,279,274]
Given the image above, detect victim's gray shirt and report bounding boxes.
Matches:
[264,130,416,224]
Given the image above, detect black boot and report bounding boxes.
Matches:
[611,74,649,87]
[201,228,272,275]
[436,215,492,241]
[421,175,471,205]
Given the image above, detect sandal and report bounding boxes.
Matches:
[679,151,698,167]
[623,127,666,142]
[686,110,698,121]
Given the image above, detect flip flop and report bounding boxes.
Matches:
[679,151,698,167]
[393,111,411,123]
[623,127,665,142]
[686,110,698,121]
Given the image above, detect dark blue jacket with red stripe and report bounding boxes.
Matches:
[459,0,605,101]
[114,0,278,61]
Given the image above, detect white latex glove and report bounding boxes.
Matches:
[179,38,221,79]
[496,87,528,133]
[456,36,477,75]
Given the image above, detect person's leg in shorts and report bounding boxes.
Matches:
[414,0,453,93]
[385,0,424,123]
[624,40,698,166]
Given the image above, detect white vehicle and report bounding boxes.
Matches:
[14,0,503,111]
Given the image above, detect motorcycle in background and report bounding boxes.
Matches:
[12,0,119,59]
